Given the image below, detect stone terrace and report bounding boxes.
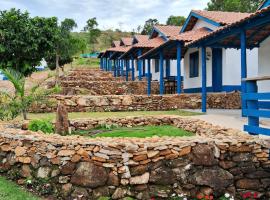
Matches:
[0,117,270,199]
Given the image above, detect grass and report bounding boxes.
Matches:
[22,110,201,121]
[74,125,194,138]
[73,58,100,68]
[0,177,40,200]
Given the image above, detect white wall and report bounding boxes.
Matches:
[258,36,270,92]
[222,48,258,86]
[183,47,213,90]
[192,19,219,31]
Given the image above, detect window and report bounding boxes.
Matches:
[189,51,199,78]
[135,60,138,71]
[154,59,159,73]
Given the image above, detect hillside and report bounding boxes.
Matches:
[72,30,133,53]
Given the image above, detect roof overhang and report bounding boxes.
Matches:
[187,6,270,50]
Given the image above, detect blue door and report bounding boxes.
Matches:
[212,48,223,92]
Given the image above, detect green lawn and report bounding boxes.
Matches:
[0,177,40,200]
[24,110,201,121]
[74,125,194,138]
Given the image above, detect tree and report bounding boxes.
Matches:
[166,16,186,26]
[45,18,77,82]
[206,0,263,13]
[141,18,159,35]
[84,17,101,52]
[0,9,58,119]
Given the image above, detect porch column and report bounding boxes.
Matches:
[143,60,146,77]
[113,60,117,77]
[138,49,142,81]
[126,60,130,81]
[116,59,119,77]
[201,46,207,113]
[159,50,164,95]
[104,58,107,71]
[177,42,182,94]
[100,58,102,70]
[121,59,124,76]
[147,59,151,96]
[108,59,112,72]
[241,29,247,115]
[131,57,135,81]
[166,59,170,78]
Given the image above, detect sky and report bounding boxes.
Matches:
[1,0,209,32]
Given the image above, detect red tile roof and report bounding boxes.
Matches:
[134,37,165,48]
[106,46,131,53]
[120,37,133,46]
[187,6,270,46]
[171,27,212,42]
[134,35,149,43]
[192,10,251,25]
[154,25,182,37]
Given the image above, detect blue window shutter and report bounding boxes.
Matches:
[189,51,199,78]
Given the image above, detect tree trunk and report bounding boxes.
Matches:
[55,54,60,85]
[22,109,27,120]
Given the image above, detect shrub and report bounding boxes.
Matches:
[28,119,54,134]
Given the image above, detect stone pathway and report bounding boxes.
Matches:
[185,109,270,134]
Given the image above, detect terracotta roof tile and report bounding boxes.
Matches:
[187,6,270,46]
[154,25,182,37]
[171,27,213,42]
[192,10,251,25]
[107,46,131,53]
[120,37,133,46]
[134,35,149,43]
[134,37,165,48]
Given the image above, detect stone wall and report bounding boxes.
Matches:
[0,118,269,199]
[31,92,241,113]
[60,81,160,95]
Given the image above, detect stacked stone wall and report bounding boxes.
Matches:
[0,118,269,199]
[31,92,241,113]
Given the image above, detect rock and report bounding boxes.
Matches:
[62,183,72,196]
[236,179,260,190]
[59,176,70,184]
[71,154,81,162]
[61,162,76,175]
[21,165,32,178]
[37,167,51,178]
[107,171,120,186]
[15,146,26,157]
[58,150,75,157]
[71,187,89,199]
[133,154,147,162]
[192,145,217,166]
[92,186,110,199]
[219,161,237,169]
[71,162,107,188]
[147,150,159,158]
[246,170,270,179]
[122,96,133,105]
[55,102,70,135]
[112,188,127,199]
[149,185,171,198]
[130,165,148,176]
[130,172,150,185]
[51,169,60,177]
[149,166,177,185]
[190,168,233,193]
[232,153,253,162]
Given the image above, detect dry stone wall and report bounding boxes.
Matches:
[60,81,160,95]
[31,92,241,113]
[0,118,270,199]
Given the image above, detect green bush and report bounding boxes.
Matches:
[28,119,54,134]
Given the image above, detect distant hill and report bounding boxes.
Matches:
[72,30,133,53]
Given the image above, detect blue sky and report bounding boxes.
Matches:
[1,0,209,32]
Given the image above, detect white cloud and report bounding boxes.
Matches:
[0,0,209,32]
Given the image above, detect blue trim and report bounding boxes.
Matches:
[181,11,221,33]
[258,0,270,10]
[147,59,151,96]
[131,58,135,81]
[126,60,130,81]
[212,48,223,92]
[138,49,142,81]
[113,60,117,77]
[241,30,247,116]
[201,46,207,113]
[176,42,182,94]
[159,50,164,95]
[244,125,270,136]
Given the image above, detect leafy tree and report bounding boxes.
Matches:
[84,17,101,52]
[0,8,59,120]
[0,8,57,76]
[141,18,159,35]
[206,0,263,13]
[166,16,186,26]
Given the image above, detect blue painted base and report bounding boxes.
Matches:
[184,85,241,93]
